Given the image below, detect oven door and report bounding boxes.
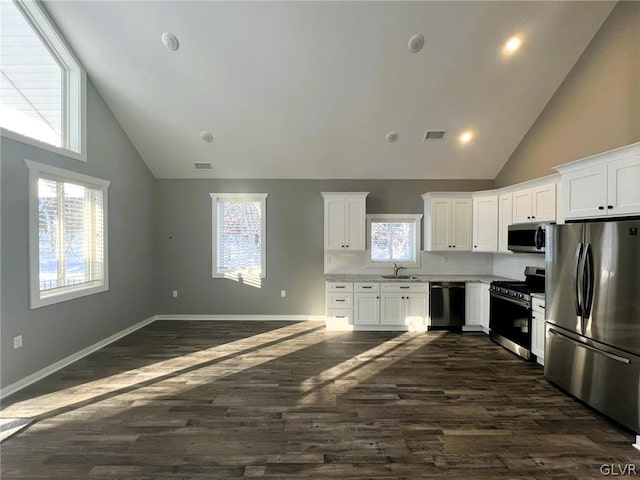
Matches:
[489,292,532,358]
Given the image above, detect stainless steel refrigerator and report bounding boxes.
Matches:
[545,219,640,434]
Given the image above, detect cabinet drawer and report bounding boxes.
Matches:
[532,296,546,313]
[327,282,353,293]
[328,293,353,308]
[354,282,380,292]
[381,282,429,293]
[326,309,352,323]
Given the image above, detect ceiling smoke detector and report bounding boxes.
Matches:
[200,131,214,143]
[194,162,212,170]
[408,34,425,53]
[424,130,447,141]
[386,131,399,143]
[161,32,180,51]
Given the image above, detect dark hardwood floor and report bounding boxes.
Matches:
[1,320,638,479]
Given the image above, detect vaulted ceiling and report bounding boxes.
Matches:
[43,1,614,179]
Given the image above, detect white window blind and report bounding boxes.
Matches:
[27,160,109,308]
[38,177,104,292]
[211,193,268,278]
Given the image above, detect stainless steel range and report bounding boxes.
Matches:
[489,267,545,361]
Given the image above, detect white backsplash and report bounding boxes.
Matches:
[324,251,494,276]
[492,252,546,280]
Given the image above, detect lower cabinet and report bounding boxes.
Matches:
[327,281,428,330]
[531,295,545,365]
[464,282,490,332]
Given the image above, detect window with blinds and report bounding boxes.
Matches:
[210,193,268,279]
[367,214,422,265]
[27,161,109,308]
[0,0,86,159]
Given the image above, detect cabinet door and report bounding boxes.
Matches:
[498,193,513,253]
[380,294,405,325]
[531,311,545,362]
[479,283,490,330]
[472,196,498,252]
[324,197,345,250]
[344,196,366,250]
[354,293,380,325]
[531,184,556,222]
[430,199,452,250]
[607,155,640,216]
[405,294,427,328]
[465,283,481,326]
[563,165,608,220]
[451,198,472,250]
[512,189,533,223]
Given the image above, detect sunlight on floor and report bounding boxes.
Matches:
[298,332,440,405]
[0,321,328,420]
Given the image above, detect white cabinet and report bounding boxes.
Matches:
[380,283,428,328]
[353,283,381,325]
[512,184,556,224]
[464,282,490,332]
[422,194,472,251]
[560,152,640,220]
[532,295,546,366]
[321,192,368,251]
[472,195,498,252]
[325,282,354,329]
[498,192,513,253]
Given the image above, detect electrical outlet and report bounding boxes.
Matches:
[13,335,23,349]
[172,290,178,298]
[281,290,286,298]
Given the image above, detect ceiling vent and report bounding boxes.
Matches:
[424,130,447,141]
[194,162,212,170]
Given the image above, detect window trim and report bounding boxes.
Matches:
[210,193,268,279]
[1,0,87,162]
[366,214,423,267]
[26,160,109,308]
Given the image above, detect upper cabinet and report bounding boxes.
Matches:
[321,192,368,251]
[472,194,498,252]
[512,183,556,224]
[498,192,513,253]
[422,193,472,251]
[556,143,640,220]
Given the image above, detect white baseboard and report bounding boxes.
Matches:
[0,315,158,400]
[155,314,326,322]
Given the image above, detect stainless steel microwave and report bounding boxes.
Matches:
[508,223,546,253]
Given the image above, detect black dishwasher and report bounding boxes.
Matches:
[429,282,465,329]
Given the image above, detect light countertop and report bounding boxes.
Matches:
[325,274,512,284]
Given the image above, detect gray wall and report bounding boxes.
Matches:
[495,1,640,187]
[155,179,492,315]
[1,81,156,389]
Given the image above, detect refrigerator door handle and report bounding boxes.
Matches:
[574,243,584,317]
[582,243,595,320]
[548,329,631,364]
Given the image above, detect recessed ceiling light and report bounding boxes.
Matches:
[161,32,180,51]
[386,131,399,143]
[408,34,424,53]
[200,131,213,143]
[503,35,522,55]
[459,131,473,144]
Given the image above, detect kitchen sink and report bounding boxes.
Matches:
[381,275,420,281]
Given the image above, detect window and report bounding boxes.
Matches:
[210,193,268,279]
[26,160,109,308]
[1,0,86,160]
[367,214,422,265]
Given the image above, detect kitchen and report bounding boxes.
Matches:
[1,0,639,477]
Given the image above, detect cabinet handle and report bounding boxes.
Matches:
[474,245,477,248]
[335,286,345,289]
[527,216,531,219]
[531,216,535,219]
[335,315,346,319]
[376,296,379,299]
[335,299,346,302]
[608,205,613,210]
[362,286,372,289]
[452,245,456,248]
[598,206,605,210]
[400,286,410,289]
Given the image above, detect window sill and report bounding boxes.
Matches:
[31,282,108,309]
[2,128,86,163]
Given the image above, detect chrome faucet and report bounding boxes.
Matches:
[393,263,406,278]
